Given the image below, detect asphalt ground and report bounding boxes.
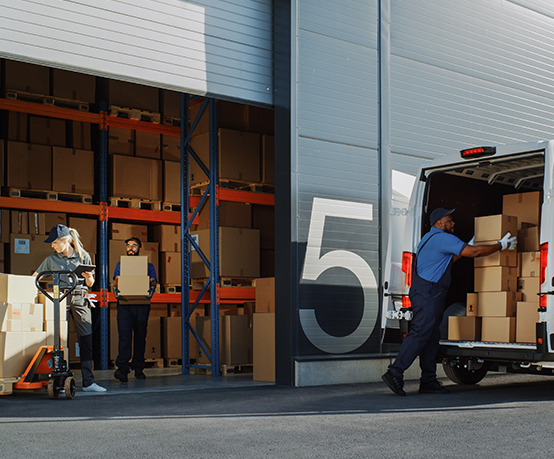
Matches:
[2,370,554,458]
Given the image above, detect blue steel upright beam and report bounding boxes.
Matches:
[98,101,109,370]
[181,93,191,375]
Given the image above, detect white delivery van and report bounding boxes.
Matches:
[382,141,553,385]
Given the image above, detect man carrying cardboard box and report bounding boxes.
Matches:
[382,208,517,396]
[113,237,157,382]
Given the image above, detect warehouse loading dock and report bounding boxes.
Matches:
[0,58,276,394]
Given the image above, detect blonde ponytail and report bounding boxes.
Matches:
[59,228,89,262]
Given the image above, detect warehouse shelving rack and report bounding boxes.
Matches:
[0,94,274,374]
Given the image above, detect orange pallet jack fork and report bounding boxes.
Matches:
[13,270,78,399]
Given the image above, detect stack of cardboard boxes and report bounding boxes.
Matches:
[0,274,69,378]
[449,191,541,344]
[253,277,275,382]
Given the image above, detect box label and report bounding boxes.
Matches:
[14,238,30,254]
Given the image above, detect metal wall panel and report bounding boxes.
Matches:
[0,0,273,104]
[293,0,381,356]
[390,0,554,172]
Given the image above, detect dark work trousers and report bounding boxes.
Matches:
[389,260,453,383]
[115,304,151,373]
[68,294,95,388]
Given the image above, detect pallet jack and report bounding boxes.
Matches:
[13,270,78,399]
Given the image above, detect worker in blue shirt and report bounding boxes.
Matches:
[113,237,157,382]
[382,208,517,396]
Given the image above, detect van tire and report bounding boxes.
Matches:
[443,360,488,385]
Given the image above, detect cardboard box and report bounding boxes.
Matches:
[474,240,517,267]
[145,317,162,359]
[153,225,180,252]
[37,294,68,321]
[0,331,47,378]
[477,291,517,317]
[0,303,22,323]
[261,135,275,184]
[162,316,197,360]
[517,226,540,252]
[29,116,66,147]
[474,266,517,292]
[6,141,52,190]
[0,210,9,243]
[117,276,150,297]
[198,201,252,230]
[448,316,482,341]
[160,252,181,285]
[481,317,516,343]
[110,155,162,200]
[68,217,97,256]
[52,147,94,194]
[72,122,92,150]
[108,127,134,156]
[120,256,148,276]
[196,315,253,365]
[109,240,158,284]
[163,160,180,203]
[467,293,478,316]
[108,80,159,112]
[162,90,181,119]
[517,277,541,302]
[21,303,44,332]
[190,227,260,279]
[162,136,180,162]
[520,252,540,277]
[52,69,95,102]
[189,129,260,185]
[1,320,21,332]
[5,60,49,94]
[255,278,275,313]
[44,213,67,231]
[111,223,148,241]
[503,192,541,229]
[0,275,38,304]
[11,211,28,234]
[7,111,28,142]
[135,131,161,159]
[10,234,53,276]
[28,212,46,236]
[253,313,275,382]
[474,215,518,243]
[516,302,540,343]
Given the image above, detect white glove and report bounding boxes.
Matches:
[498,232,517,251]
[468,236,475,246]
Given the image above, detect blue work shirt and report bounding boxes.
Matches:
[415,227,467,283]
[113,261,157,280]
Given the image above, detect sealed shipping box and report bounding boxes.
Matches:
[108,126,134,156]
[516,302,540,343]
[0,331,47,378]
[517,226,540,252]
[253,313,275,382]
[517,277,540,302]
[52,147,94,194]
[255,278,275,313]
[52,69,96,103]
[466,293,478,316]
[474,266,517,292]
[153,225,180,252]
[477,291,517,317]
[481,317,516,343]
[4,60,49,94]
[109,240,158,285]
[198,201,252,230]
[110,155,162,201]
[503,191,541,228]
[108,80,159,112]
[29,117,66,147]
[519,252,540,277]
[474,214,518,243]
[160,252,181,285]
[10,234,53,276]
[111,223,148,241]
[448,316,482,341]
[7,141,52,191]
[474,240,517,267]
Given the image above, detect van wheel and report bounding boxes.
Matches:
[443,360,488,385]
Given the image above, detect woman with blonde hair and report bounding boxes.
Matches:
[34,224,106,392]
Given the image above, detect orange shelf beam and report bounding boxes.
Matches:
[107,116,181,137]
[0,197,101,216]
[0,98,102,124]
[106,287,255,304]
[219,188,274,206]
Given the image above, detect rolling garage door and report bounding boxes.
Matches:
[0,0,273,105]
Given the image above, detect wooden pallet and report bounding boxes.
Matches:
[191,277,255,290]
[4,89,90,111]
[190,364,253,376]
[0,377,20,396]
[144,358,164,369]
[109,105,161,124]
[162,202,181,212]
[162,116,181,126]
[191,179,274,195]
[164,358,182,368]
[7,187,93,204]
[163,284,182,293]
[109,196,161,211]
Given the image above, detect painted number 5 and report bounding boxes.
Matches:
[299,197,377,354]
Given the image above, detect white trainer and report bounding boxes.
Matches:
[82,383,107,392]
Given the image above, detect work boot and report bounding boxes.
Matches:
[114,369,128,382]
[135,369,146,380]
[382,370,406,396]
[419,379,450,394]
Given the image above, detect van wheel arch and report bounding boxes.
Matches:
[443,359,488,385]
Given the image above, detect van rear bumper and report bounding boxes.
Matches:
[438,340,554,362]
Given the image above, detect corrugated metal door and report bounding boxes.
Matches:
[390,0,554,175]
[0,0,273,105]
[292,0,382,357]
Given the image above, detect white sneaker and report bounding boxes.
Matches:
[82,383,107,392]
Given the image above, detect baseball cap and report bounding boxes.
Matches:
[125,237,142,248]
[430,208,455,226]
[45,224,70,243]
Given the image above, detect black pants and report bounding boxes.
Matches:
[115,304,150,373]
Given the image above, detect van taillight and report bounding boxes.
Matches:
[402,252,414,287]
[540,243,548,309]
[402,296,412,308]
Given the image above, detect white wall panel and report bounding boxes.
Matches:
[0,0,273,104]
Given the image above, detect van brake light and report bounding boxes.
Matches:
[460,146,496,159]
[402,296,412,308]
[402,252,414,287]
[540,243,548,309]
